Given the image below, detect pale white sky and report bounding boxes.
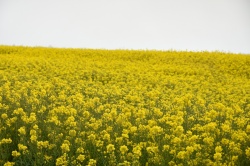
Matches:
[0,0,250,54]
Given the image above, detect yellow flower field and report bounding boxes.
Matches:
[0,46,250,165]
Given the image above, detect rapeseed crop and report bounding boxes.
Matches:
[0,46,250,165]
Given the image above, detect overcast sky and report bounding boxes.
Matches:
[0,0,250,54]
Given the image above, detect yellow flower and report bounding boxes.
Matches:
[30,129,36,135]
[119,161,131,166]
[56,153,68,166]
[83,111,90,118]
[189,135,199,142]
[232,155,238,162]
[186,146,194,154]
[44,155,52,162]
[88,134,96,141]
[177,151,186,160]
[96,140,104,148]
[30,135,37,143]
[115,137,123,145]
[170,149,176,155]
[77,154,85,162]
[12,150,21,157]
[149,125,163,136]
[130,126,137,133]
[87,159,97,166]
[146,146,158,154]
[246,147,250,159]
[221,138,229,145]
[28,112,36,123]
[70,122,76,127]
[122,133,129,139]
[13,108,25,115]
[18,126,26,135]
[171,137,181,145]
[120,145,129,155]
[1,138,12,144]
[103,133,110,141]
[213,153,222,161]
[106,144,115,153]
[1,113,8,119]
[33,124,39,130]
[173,126,184,136]
[49,144,56,150]
[37,141,49,149]
[18,144,28,151]
[203,137,214,146]
[246,125,250,133]
[76,147,84,153]
[205,122,217,132]
[215,146,223,153]
[69,130,76,137]
[163,145,170,152]
[61,143,70,153]
[168,161,176,166]
[3,162,15,166]
[221,124,230,133]
[37,141,43,149]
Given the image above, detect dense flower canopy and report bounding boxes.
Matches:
[0,46,250,165]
